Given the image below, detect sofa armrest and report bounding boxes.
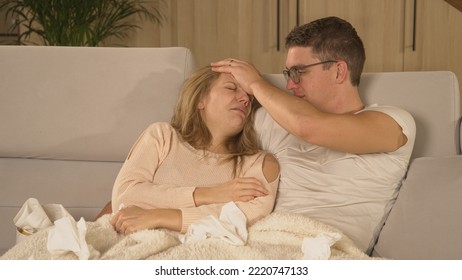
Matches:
[371,156,462,259]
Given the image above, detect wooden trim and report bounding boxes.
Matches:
[0,33,18,37]
[445,0,462,12]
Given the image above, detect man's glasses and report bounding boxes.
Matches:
[283,60,338,84]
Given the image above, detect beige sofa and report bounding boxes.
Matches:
[0,46,461,259]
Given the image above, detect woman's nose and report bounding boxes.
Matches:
[236,89,251,105]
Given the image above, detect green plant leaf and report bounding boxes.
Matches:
[0,0,166,46]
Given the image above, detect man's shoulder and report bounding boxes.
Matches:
[361,104,412,119]
[362,104,416,155]
[361,104,416,133]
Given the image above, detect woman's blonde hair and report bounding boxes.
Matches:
[171,66,260,177]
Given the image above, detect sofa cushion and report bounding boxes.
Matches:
[0,46,195,162]
[0,157,121,255]
[372,156,462,259]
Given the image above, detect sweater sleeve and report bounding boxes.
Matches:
[179,153,280,233]
[111,123,196,212]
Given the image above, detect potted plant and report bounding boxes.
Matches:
[0,0,165,46]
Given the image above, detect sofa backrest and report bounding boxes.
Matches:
[0,46,196,162]
[2,46,459,161]
[263,72,461,159]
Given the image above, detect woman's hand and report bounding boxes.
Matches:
[94,201,112,221]
[110,206,182,235]
[194,177,268,206]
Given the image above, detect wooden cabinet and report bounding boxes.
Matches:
[128,0,288,73]
[403,0,462,77]
[166,0,286,71]
[156,0,409,73]
[402,0,462,110]
[128,0,462,109]
[133,0,408,73]
[297,0,462,109]
[297,0,406,73]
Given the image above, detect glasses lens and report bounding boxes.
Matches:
[283,69,300,84]
[290,68,300,84]
[283,69,290,80]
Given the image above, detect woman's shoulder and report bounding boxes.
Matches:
[139,122,180,145]
[261,153,280,183]
[144,122,178,136]
[242,152,280,183]
[146,122,174,131]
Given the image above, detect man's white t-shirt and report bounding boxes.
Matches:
[254,105,416,253]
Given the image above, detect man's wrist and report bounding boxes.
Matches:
[249,79,268,99]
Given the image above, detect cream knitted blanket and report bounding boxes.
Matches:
[1,212,372,260]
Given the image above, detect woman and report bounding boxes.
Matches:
[108,66,280,235]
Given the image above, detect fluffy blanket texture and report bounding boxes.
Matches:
[1,212,372,260]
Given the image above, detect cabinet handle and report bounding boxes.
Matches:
[412,0,417,51]
[456,116,462,154]
[277,0,280,51]
[277,0,300,51]
[296,0,300,27]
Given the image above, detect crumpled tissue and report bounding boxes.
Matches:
[13,197,94,259]
[302,232,342,260]
[179,202,248,245]
[47,216,91,260]
[13,197,73,243]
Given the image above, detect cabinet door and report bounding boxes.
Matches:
[127,0,407,74]
[298,0,406,72]
[404,0,462,88]
[163,0,407,73]
[155,0,288,73]
[404,0,462,74]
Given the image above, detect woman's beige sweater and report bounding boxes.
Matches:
[112,122,278,233]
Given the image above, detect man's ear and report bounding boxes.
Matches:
[335,61,349,83]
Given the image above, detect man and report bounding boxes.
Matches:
[211,16,416,253]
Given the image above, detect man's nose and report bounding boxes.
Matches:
[286,78,298,91]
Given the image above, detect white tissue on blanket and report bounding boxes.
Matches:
[47,217,90,260]
[13,198,53,237]
[13,197,74,243]
[179,202,248,245]
[302,232,342,260]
